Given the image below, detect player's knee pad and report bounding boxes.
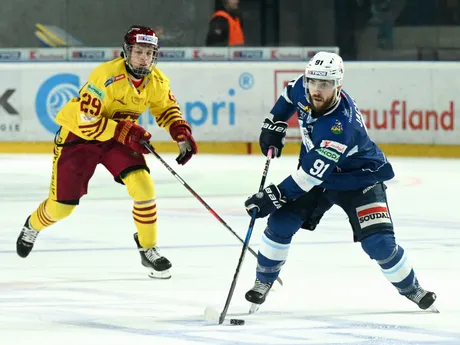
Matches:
[122,169,155,201]
[361,232,396,261]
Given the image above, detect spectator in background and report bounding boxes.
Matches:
[369,0,394,49]
[206,0,245,46]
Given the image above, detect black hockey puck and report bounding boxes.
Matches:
[230,319,245,325]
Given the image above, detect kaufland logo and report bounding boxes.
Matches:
[29,51,65,60]
[306,48,337,58]
[193,50,227,60]
[271,50,303,60]
[361,100,454,131]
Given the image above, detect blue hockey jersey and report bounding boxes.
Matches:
[272,75,395,201]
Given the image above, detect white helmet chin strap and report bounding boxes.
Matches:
[329,87,341,107]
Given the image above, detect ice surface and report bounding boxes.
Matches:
[1,153,459,345]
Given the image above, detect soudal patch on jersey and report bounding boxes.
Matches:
[331,119,343,134]
[320,140,347,153]
[357,202,392,228]
[86,83,105,100]
[136,34,158,45]
[104,74,126,87]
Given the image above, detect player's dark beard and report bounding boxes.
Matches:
[308,93,338,115]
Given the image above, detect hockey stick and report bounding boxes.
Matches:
[205,147,274,325]
[140,140,283,287]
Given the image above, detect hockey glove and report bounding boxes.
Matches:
[244,184,286,219]
[114,120,152,154]
[169,120,198,165]
[259,117,288,158]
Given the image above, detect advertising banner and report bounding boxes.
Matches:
[273,63,458,145]
[0,61,457,145]
[0,47,340,62]
[0,74,22,139]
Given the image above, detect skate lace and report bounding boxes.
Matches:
[144,247,162,263]
[406,286,427,304]
[253,279,272,294]
[21,226,39,244]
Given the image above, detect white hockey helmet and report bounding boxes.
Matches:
[304,52,344,92]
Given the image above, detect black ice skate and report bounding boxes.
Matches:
[133,233,172,279]
[405,285,438,313]
[16,216,39,258]
[245,279,273,314]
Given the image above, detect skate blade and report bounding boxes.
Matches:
[249,303,260,314]
[428,304,440,313]
[148,269,171,279]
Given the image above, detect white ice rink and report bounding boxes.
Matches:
[1,153,459,345]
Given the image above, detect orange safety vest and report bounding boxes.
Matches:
[211,10,245,46]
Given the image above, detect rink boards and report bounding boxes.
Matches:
[0,61,459,157]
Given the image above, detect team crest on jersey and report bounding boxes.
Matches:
[131,96,144,105]
[331,120,343,134]
[356,202,392,229]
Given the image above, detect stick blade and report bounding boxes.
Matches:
[204,307,221,324]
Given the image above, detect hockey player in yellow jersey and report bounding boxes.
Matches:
[16,25,198,279]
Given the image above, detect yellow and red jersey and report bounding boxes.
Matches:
[55,57,183,142]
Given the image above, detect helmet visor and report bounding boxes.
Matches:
[304,76,337,91]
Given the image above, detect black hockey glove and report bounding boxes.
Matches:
[244,184,286,219]
[259,117,288,158]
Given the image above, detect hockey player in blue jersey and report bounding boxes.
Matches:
[244,52,437,313]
